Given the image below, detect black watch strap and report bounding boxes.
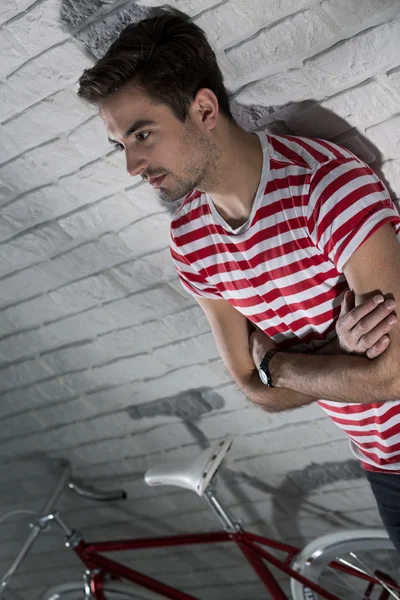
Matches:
[258,349,280,387]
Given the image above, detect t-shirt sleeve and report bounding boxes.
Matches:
[169,229,222,300]
[306,156,400,273]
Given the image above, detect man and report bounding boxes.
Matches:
[77,9,400,550]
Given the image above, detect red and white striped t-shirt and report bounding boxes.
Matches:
[170,131,400,473]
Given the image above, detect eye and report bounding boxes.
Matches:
[113,143,124,152]
[136,131,151,142]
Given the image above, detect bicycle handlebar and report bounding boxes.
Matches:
[0,461,127,595]
[67,479,127,502]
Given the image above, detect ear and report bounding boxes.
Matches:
[191,88,219,131]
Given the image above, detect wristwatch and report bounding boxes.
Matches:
[258,349,280,387]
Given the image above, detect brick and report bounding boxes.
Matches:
[194,0,313,50]
[85,383,142,414]
[0,81,31,123]
[32,377,77,402]
[125,182,168,217]
[0,412,45,438]
[0,386,51,415]
[57,192,143,240]
[0,329,39,362]
[153,332,219,369]
[26,138,89,179]
[0,263,66,306]
[365,114,400,160]
[2,294,68,329]
[34,397,98,428]
[131,421,197,458]
[110,246,176,292]
[68,114,113,160]
[134,0,216,10]
[140,362,231,401]
[0,224,72,276]
[7,40,93,99]
[49,272,127,316]
[61,153,134,203]
[0,358,53,391]
[1,185,85,232]
[0,214,18,243]
[0,27,28,77]
[305,20,400,90]
[43,307,116,347]
[98,325,156,360]
[83,410,142,439]
[98,305,208,363]
[40,340,111,374]
[0,153,51,196]
[380,159,400,199]
[0,0,37,25]
[49,233,131,282]
[103,283,192,330]
[69,435,144,467]
[226,10,335,81]
[288,80,397,138]
[5,0,69,57]
[118,211,171,256]
[387,66,400,96]
[234,69,317,106]
[55,369,101,394]
[321,0,400,28]
[39,420,100,450]
[0,175,17,205]
[3,89,94,155]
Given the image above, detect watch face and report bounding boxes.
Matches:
[259,368,269,385]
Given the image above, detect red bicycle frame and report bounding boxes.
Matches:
[73,528,398,600]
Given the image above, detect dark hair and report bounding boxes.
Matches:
[77,7,234,123]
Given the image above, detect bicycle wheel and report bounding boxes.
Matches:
[290,528,400,599]
[38,580,165,600]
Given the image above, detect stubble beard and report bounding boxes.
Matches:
[157,130,221,205]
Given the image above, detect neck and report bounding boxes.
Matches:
[204,125,264,228]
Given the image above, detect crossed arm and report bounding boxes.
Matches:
[196,223,400,411]
[263,223,400,406]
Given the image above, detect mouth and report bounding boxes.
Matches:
[149,174,166,188]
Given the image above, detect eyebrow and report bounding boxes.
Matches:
[108,119,157,144]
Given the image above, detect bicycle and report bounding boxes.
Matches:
[1,437,400,600]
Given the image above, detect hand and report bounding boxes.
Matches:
[249,327,278,368]
[335,290,397,359]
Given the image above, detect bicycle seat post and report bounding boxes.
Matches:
[203,484,241,533]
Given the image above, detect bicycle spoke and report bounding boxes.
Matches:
[346,552,400,599]
[326,562,364,596]
[303,549,400,599]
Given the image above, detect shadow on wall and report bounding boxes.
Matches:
[59,0,395,213]
[125,389,367,546]
[55,0,383,543]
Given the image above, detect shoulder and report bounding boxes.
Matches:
[266,131,357,171]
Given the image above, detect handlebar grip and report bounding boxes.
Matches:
[67,480,127,502]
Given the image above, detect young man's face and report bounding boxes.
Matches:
[99,86,219,203]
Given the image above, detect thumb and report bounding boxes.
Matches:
[341,289,355,315]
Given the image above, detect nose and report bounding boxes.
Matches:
[125,151,148,178]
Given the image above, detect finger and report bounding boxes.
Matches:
[345,289,355,312]
[357,312,397,351]
[353,300,397,344]
[340,290,353,316]
[343,294,388,329]
[366,335,390,360]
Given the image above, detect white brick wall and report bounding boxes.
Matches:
[0,0,399,598]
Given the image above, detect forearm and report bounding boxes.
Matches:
[271,346,394,403]
[241,338,340,413]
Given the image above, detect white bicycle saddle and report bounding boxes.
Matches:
[144,437,233,496]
